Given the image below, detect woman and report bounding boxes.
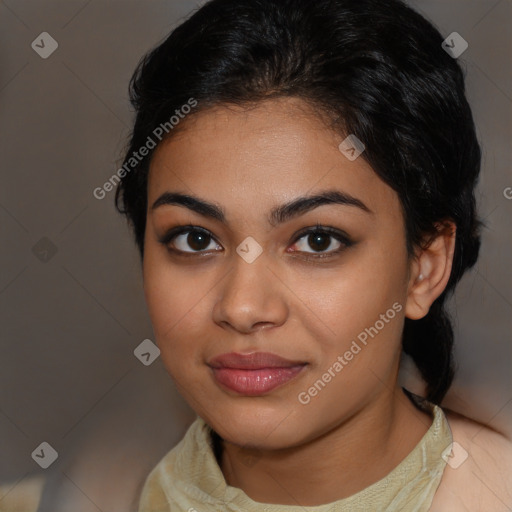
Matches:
[115,0,512,509]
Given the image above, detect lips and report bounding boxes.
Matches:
[209,351,306,369]
[208,352,307,395]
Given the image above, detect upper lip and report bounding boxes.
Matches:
[208,352,307,370]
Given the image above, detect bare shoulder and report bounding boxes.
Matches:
[430,408,512,512]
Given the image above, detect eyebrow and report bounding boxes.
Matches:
[151,189,372,226]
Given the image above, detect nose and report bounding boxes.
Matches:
[212,254,288,334]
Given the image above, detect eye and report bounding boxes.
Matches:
[158,225,222,255]
[158,223,353,259]
[289,225,353,258]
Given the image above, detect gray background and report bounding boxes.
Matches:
[0,0,510,510]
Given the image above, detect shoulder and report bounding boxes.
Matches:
[430,408,512,511]
[137,417,207,511]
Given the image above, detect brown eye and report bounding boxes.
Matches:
[159,226,222,254]
[183,231,212,251]
[289,225,354,258]
[306,232,333,252]
[293,232,342,254]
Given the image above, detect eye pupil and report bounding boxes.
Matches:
[188,231,210,251]
[308,233,330,252]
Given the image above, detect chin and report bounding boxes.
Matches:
[205,402,306,449]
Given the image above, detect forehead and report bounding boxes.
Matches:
[147,97,399,223]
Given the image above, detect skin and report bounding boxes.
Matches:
[430,411,512,511]
[142,96,483,506]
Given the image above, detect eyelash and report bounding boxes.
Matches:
[158,223,354,260]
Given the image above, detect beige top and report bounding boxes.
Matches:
[138,398,452,511]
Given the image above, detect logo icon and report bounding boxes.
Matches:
[31,32,59,59]
[239,445,262,468]
[32,442,58,469]
[32,237,58,262]
[134,339,161,366]
[441,441,468,469]
[442,32,468,59]
[236,236,263,264]
[339,134,365,161]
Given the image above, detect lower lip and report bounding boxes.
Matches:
[211,365,306,396]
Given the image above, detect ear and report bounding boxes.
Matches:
[405,221,456,320]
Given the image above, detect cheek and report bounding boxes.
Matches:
[143,274,210,394]
[294,254,408,415]
[300,243,407,344]
[292,249,407,420]
[142,250,213,354]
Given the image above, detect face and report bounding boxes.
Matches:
[143,97,413,450]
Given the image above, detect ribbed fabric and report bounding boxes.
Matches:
[138,397,452,512]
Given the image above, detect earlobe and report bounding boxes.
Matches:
[405,222,456,320]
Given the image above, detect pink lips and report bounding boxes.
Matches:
[208,352,307,396]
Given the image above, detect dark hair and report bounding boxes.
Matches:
[115,0,482,404]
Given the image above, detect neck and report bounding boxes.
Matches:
[218,386,432,506]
